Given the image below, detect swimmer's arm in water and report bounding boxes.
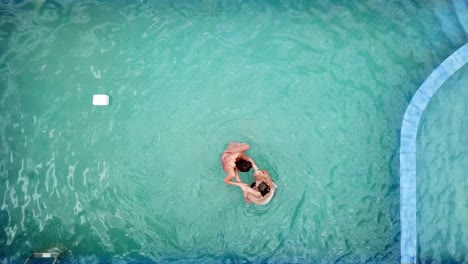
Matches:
[243,190,253,203]
[255,170,273,187]
[233,169,242,183]
[231,182,262,199]
[224,169,242,185]
[235,170,242,183]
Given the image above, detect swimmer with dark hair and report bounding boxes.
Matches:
[232,170,276,205]
[221,142,260,186]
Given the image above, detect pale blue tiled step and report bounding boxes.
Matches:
[401,219,417,259]
[420,67,450,96]
[399,42,468,264]
[400,137,416,155]
[410,90,431,112]
[401,190,416,207]
[400,153,416,172]
[400,171,416,189]
[400,202,416,223]
[442,48,468,71]
[401,255,415,264]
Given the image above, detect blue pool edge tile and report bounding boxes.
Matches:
[399,42,468,264]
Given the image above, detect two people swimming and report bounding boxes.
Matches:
[221,142,276,204]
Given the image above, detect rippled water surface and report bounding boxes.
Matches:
[418,64,468,264]
[0,0,466,263]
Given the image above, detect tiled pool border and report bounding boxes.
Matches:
[399,42,468,264]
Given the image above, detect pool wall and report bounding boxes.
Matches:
[399,42,468,264]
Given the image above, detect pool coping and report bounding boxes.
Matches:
[399,42,468,264]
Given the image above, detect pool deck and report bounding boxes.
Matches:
[399,42,468,264]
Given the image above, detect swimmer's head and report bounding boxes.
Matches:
[258,181,270,196]
[235,159,252,172]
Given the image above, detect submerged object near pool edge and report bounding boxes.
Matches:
[93,94,109,106]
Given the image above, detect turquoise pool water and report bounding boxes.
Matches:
[418,64,468,264]
[0,1,466,263]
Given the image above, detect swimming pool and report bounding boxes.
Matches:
[0,1,466,263]
[417,63,468,263]
[399,43,468,264]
